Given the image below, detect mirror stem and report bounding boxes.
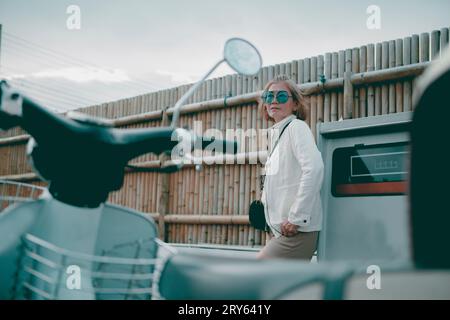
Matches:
[171,59,225,128]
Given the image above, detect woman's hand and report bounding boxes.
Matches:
[281,220,299,237]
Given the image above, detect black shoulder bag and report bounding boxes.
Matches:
[249,119,293,232]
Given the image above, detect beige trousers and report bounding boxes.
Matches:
[259,231,319,260]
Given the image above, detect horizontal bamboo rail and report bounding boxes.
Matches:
[112,110,163,126]
[149,213,249,225]
[0,152,271,181]
[0,134,29,146]
[0,172,37,182]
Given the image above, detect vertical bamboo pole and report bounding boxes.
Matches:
[338,50,345,119]
[403,37,412,112]
[290,60,298,82]
[237,100,245,231]
[168,170,174,240]
[303,59,311,83]
[236,106,244,245]
[303,58,311,126]
[310,57,318,140]
[359,46,367,118]
[246,74,252,94]
[206,103,214,244]
[431,30,440,60]
[297,59,304,86]
[200,87,208,243]
[190,87,197,243]
[420,32,430,63]
[268,65,274,82]
[274,64,280,76]
[331,53,338,122]
[317,55,325,124]
[206,166,214,243]
[244,105,252,245]
[177,104,184,199]
[233,107,240,245]
[412,34,420,110]
[156,98,171,240]
[211,80,221,244]
[5,145,10,177]
[192,111,199,244]
[375,43,382,115]
[352,48,360,119]
[255,69,262,93]
[217,80,225,244]
[280,63,287,76]
[227,162,233,245]
[223,76,231,221]
[395,39,404,113]
[284,62,291,79]
[344,49,353,119]
[381,41,389,115]
[388,41,396,114]
[229,76,237,245]
[178,156,184,243]
[324,53,331,122]
[262,67,268,89]
[251,101,258,246]
[255,78,263,247]
[171,100,179,212]
[187,166,194,244]
[440,28,449,51]
[174,222,179,244]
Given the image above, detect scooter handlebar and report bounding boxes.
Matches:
[0,81,86,141]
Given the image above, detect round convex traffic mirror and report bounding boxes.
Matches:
[223,38,262,76]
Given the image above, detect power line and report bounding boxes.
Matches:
[0,32,178,112]
[10,78,84,108]
[2,42,150,98]
[8,77,93,106]
[2,64,118,103]
[3,32,164,91]
[2,66,97,105]
[3,66,159,113]
[9,84,81,111]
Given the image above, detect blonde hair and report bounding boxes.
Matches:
[258,74,309,122]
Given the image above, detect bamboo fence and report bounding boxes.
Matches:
[0,28,449,246]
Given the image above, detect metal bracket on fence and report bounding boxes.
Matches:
[319,74,327,94]
[223,93,232,109]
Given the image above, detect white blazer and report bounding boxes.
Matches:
[261,115,324,237]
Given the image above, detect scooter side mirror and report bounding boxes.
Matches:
[170,38,262,128]
[223,38,262,76]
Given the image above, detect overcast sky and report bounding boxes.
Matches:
[0,0,449,111]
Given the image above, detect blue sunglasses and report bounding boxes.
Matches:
[261,90,292,104]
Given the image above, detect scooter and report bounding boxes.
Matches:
[0,38,262,300]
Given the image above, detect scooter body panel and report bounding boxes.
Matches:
[0,196,158,300]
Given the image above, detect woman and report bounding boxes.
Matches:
[258,75,324,260]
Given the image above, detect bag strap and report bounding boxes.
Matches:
[259,119,293,193]
[268,119,293,159]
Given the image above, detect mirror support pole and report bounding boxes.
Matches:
[171,59,225,128]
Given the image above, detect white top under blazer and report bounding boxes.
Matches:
[261,114,324,237]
